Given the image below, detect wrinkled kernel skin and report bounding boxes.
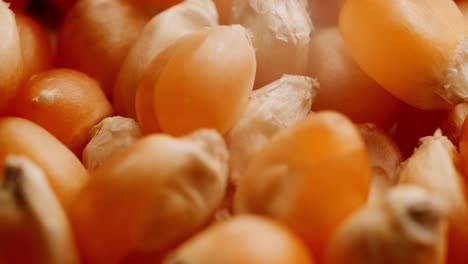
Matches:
[163,216,315,264]
[308,27,401,128]
[14,69,113,156]
[137,26,256,136]
[82,116,142,171]
[235,111,371,261]
[340,0,466,110]
[231,0,312,89]
[57,0,150,96]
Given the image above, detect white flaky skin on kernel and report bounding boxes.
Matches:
[231,0,313,88]
[398,130,468,217]
[226,74,318,185]
[82,116,142,170]
[441,36,468,106]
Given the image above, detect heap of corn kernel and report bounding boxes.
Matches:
[3,0,468,263]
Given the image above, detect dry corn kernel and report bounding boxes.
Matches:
[14,69,113,156]
[340,0,468,110]
[398,131,468,264]
[220,74,317,215]
[0,1,23,115]
[70,129,228,264]
[234,111,371,260]
[57,0,150,96]
[136,25,256,136]
[0,117,88,209]
[226,74,318,186]
[15,10,54,83]
[82,116,142,171]
[325,185,448,264]
[114,0,218,118]
[0,156,80,264]
[308,27,401,128]
[163,216,315,264]
[399,132,467,220]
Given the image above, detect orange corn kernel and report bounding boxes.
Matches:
[340,0,468,110]
[0,156,80,264]
[15,69,113,156]
[114,0,218,118]
[136,25,256,136]
[226,74,317,186]
[234,111,371,260]
[308,27,401,128]
[0,117,88,209]
[57,0,150,96]
[399,131,468,264]
[399,132,467,219]
[163,216,315,264]
[15,10,54,83]
[325,185,448,264]
[70,130,228,264]
[0,1,23,115]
